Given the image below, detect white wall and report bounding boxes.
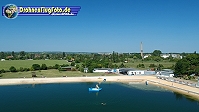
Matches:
[127,71,145,75]
[93,70,109,73]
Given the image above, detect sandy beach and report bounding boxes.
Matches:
[0,75,199,100]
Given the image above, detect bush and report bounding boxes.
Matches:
[47,66,53,69]
[9,66,17,72]
[32,64,40,70]
[137,64,145,68]
[71,62,75,66]
[149,64,157,68]
[75,64,80,69]
[60,64,69,67]
[53,64,60,69]
[71,68,76,71]
[19,67,24,72]
[41,64,47,70]
[1,69,5,73]
[23,68,30,72]
[80,67,84,72]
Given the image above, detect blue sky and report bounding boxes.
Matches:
[0,0,199,53]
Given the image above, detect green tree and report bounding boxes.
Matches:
[19,51,25,57]
[174,59,189,76]
[19,67,24,72]
[53,64,60,69]
[157,64,164,71]
[195,66,199,75]
[0,52,5,59]
[119,63,125,68]
[88,66,94,73]
[62,52,66,58]
[75,64,80,70]
[1,69,5,73]
[71,62,75,66]
[149,64,156,68]
[152,50,162,56]
[153,56,162,62]
[32,64,41,70]
[11,51,15,58]
[41,64,47,70]
[137,64,145,68]
[9,66,17,72]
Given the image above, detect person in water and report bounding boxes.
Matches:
[96,84,99,89]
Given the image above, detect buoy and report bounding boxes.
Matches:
[101,103,106,105]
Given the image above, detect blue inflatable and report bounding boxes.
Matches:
[88,88,102,92]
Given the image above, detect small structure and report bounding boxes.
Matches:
[196,77,199,88]
[160,54,170,58]
[60,66,74,71]
[84,68,88,73]
[93,68,112,73]
[1,59,5,61]
[119,68,135,75]
[127,70,145,75]
[156,69,174,78]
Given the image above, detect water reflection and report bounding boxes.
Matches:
[173,92,184,100]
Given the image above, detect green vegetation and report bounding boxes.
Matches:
[0,69,116,79]
[119,60,175,70]
[174,53,199,77]
[0,60,69,70]
[1,50,196,79]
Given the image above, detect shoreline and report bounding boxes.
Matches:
[0,76,199,101]
[147,79,199,101]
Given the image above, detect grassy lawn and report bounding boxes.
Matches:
[0,69,117,79]
[0,60,70,70]
[0,59,176,78]
[116,60,175,69]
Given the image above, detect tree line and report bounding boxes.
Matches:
[0,50,189,61]
[174,53,199,77]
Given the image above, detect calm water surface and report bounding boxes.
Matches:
[0,82,199,112]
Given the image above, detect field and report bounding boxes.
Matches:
[0,69,117,79]
[0,59,176,78]
[0,59,176,71]
[116,60,176,70]
[0,60,70,70]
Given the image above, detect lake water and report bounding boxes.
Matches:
[0,82,199,112]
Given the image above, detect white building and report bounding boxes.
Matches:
[143,54,151,59]
[127,70,156,75]
[1,59,5,61]
[156,69,174,77]
[160,54,170,58]
[93,68,112,73]
[127,70,145,75]
[161,53,182,59]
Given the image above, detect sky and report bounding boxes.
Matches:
[0,0,199,53]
